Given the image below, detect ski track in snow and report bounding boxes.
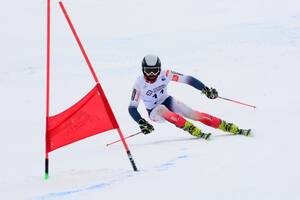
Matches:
[34,152,189,200]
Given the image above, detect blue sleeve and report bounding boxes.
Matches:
[128,106,143,123]
[185,76,206,91]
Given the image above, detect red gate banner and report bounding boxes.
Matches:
[46,85,118,152]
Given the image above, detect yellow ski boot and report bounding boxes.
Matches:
[183,121,211,140]
[218,120,251,136]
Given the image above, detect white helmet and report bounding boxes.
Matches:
[142,54,161,82]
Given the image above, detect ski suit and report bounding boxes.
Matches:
[128,70,222,129]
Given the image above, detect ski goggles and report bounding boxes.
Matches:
[143,67,160,76]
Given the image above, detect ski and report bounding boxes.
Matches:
[201,132,212,140]
[238,129,251,136]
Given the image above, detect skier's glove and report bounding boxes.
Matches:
[202,86,218,99]
[138,118,154,135]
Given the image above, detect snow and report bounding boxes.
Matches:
[1,0,300,199]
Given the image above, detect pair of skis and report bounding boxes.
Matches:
[106,129,252,146]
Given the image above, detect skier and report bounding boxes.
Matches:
[128,54,251,140]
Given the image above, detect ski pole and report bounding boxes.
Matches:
[106,131,142,147]
[218,96,256,109]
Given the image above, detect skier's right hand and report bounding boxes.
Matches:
[138,118,154,134]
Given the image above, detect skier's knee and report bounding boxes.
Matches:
[162,110,186,127]
[154,105,169,116]
[151,105,186,127]
[184,110,199,120]
[149,105,169,123]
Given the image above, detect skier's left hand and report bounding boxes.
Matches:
[202,86,218,99]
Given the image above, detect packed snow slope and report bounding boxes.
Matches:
[0,0,299,199]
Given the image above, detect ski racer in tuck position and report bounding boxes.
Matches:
[128,54,251,140]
